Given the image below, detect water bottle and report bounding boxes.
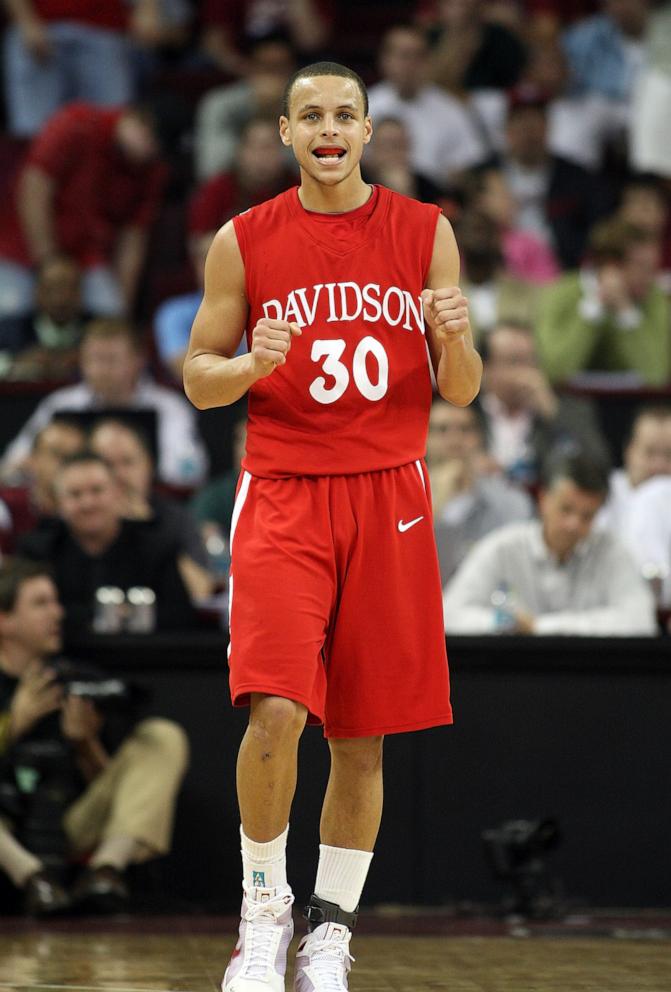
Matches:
[491,583,516,632]
[125,587,157,634]
[92,587,125,633]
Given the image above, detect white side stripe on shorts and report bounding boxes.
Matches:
[415,459,426,491]
[228,471,251,659]
[230,470,252,549]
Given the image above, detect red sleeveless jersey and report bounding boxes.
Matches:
[233,185,440,477]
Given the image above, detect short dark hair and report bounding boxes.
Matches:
[282,61,369,118]
[57,450,114,477]
[0,558,54,613]
[82,318,142,352]
[89,417,154,463]
[541,452,610,497]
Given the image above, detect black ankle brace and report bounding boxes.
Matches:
[303,894,358,932]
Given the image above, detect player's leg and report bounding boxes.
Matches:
[294,736,382,992]
[224,694,307,992]
[225,474,334,992]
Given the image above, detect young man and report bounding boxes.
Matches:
[184,61,482,992]
[0,558,189,914]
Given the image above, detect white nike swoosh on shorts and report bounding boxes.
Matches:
[397,516,424,532]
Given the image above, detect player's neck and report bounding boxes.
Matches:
[298,171,373,214]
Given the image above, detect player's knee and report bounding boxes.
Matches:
[329,735,384,776]
[249,694,308,745]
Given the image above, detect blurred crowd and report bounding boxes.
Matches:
[1,0,671,918]
[0,0,669,638]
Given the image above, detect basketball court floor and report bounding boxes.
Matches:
[1,911,670,992]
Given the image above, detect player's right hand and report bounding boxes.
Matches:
[249,318,302,378]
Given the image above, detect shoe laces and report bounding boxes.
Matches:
[304,932,354,992]
[240,890,294,979]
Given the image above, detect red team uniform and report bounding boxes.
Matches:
[228,184,452,736]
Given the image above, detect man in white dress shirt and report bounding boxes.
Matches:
[0,319,208,488]
[443,452,656,636]
[367,25,485,188]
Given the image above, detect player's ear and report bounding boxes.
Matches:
[363,116,373,146]
[279,116,292,147]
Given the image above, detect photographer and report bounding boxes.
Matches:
[0,559,188,915]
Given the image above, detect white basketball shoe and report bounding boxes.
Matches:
[293,922,354,992]
[222,886,295,992]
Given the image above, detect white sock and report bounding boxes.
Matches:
[314,844,373,913]
[241,824,289,892]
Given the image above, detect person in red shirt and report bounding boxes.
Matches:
[3,0,132,137]
[0,103,166,320]
[184,62,482,991]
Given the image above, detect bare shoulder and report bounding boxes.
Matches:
[427,214,460,287]
[187,220,248,360]
[204,220,245,293]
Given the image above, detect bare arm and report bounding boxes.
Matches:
[423,214,482,406]
[183,221,301,410]
[17,165,57,263]
[114,225,148,315]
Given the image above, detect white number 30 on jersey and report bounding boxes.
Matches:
[308,337,389,405]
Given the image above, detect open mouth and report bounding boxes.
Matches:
[312,146,346,162]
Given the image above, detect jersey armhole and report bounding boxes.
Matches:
[421,204,443,287]
[232,212,254,307]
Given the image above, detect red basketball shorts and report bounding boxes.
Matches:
[227,460,452,738]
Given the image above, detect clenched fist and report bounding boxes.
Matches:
[250,318,302,379]
[421,287,470,343]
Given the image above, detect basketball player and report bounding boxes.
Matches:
[184,62,482,992]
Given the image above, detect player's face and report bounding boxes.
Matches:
[280,76,372,187]
[540,479,603,559]
[626,416,671,486]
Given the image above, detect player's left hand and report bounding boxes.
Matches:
[421,287,469,343]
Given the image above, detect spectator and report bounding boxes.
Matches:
[18,453,201,635]
[0,102,166,318]
[500,91,612,268]
[615,177,671,277]
[0,256,88,381]
[89,418,213,599]
[362,117,444,204]
[536,219,671,386]
[0,319,209,489]
[619,475,671,609]
[0,558,188,915]
[443,453,656,635]
[479,322,609,484]
[519,41,623,172]
[194,34,295,180]
[424,0,527,96]
[0,420,88,547]
[630,3,671,180]
[199,0,330,79]
[456,210,538,339]
[598,404,671,533]
[190,415,247,540]
[463,168,560,284]
[562,0,649,104]
[367,25,486,189]
[427,400,533,584]
[2,0,133,138]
